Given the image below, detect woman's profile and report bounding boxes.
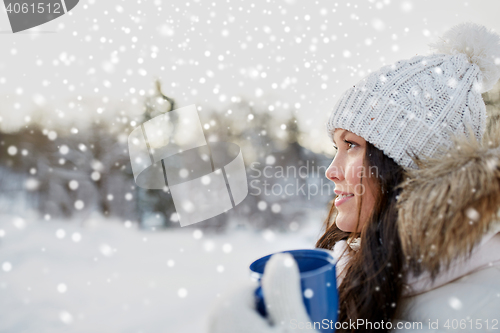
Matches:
[208,22,500,332]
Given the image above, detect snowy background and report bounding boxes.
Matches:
[0,212,321,332]
[1,0,500,332]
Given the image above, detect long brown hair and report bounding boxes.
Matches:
[316,141,406,332]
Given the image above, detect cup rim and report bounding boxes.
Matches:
[249,248,336,279]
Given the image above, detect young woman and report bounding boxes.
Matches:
[208,22,500,332]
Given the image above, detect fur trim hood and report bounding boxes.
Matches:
[396,122,500,279]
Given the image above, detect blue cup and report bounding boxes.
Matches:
[249,249,338,333]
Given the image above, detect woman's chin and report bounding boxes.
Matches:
[335,215,355,233]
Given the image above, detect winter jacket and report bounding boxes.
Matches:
[392,232,500,332]
[335,125,500,331]
[393,124,500,331]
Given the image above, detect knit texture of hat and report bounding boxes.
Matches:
[327,22,500,169]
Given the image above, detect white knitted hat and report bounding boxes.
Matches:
[327,22,500,169]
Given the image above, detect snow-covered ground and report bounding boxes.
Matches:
[0,213,325,333]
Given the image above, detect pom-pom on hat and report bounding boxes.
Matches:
[327,22,500,169]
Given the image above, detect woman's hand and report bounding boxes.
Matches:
[207,253,319,332]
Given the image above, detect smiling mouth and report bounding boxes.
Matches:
[335,193,354,207]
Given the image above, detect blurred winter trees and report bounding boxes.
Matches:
[0,81,335,232]
[484,81,500,134]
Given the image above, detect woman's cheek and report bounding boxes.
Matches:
[345,162,359,184]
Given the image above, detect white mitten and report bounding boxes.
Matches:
[206,278,278,333]
[206,252,319,333]
[262,253,319,331]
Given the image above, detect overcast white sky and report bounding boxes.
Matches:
[0,0,499,155]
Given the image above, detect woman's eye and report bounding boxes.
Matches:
[333,145,338,151]
[344,140,357,149]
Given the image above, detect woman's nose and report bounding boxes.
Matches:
[325,158,343,182]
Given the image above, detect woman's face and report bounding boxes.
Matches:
[325,129,378,232]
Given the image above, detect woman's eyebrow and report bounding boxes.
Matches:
[332,131,347,145]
